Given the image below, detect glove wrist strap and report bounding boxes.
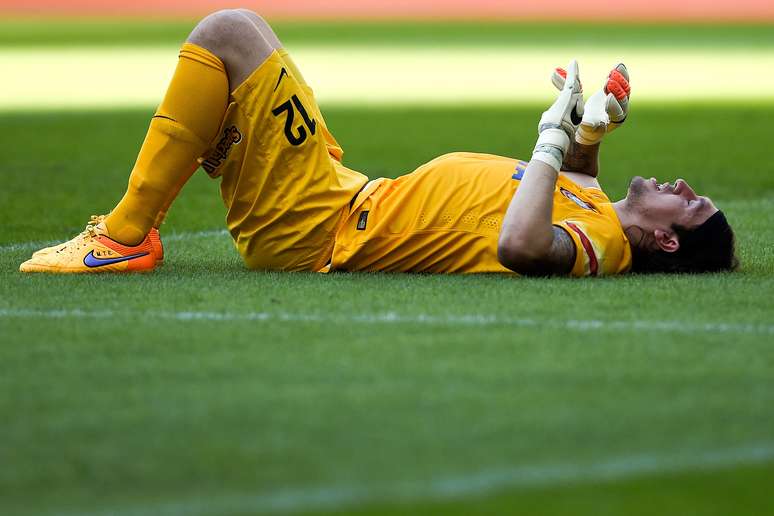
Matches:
[532,128,569,172]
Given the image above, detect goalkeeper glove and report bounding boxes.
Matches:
[552,63,630,146]
[532,59,584,172]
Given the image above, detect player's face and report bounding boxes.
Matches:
[626,176,718,229]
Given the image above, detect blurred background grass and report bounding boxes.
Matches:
[1,17,773,110]
[1,19,774,47]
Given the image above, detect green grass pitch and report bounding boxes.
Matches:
[2,21,774,516]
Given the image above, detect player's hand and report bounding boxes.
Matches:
[603,64,630,132]
[553,63,630,145]
[532,59,584,172]
[540,59,584,139]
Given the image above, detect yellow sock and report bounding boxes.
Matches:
[277,49,307,87]
[151,177,188,229]
[105,43,228,244]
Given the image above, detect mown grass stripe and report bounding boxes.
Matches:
[3,45,774,109]
[55,441,774,516]
[3,20,774,49]
[2,307,772,336]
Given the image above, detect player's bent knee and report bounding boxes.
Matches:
[234,8,262,22]
[189,10,246,49]
[234,9,282,48]
[188,10,269,61]
[188,9,274,87]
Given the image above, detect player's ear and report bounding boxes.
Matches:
[654,229,680,253]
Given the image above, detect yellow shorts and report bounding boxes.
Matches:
[200,50,368,271]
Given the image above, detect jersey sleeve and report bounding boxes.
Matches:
[555,218,631,277]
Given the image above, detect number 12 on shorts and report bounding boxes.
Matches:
[272,94,317,146]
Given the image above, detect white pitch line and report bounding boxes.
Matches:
[58,441,774,516]
[1,307,772,336]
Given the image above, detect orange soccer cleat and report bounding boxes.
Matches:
[20,219,158,273]
[32,215,164,265]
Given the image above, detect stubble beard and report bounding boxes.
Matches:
[626,176,647,210]
[623,176,656,250]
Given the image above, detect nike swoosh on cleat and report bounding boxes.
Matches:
[83,251,150,268]
[273,67,288,91]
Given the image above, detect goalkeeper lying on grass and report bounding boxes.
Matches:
[20,9,737,276]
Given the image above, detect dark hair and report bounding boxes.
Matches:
[630,210,739,274]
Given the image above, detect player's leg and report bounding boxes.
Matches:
[234,10,308,86]
[107,10,274,244]
[19,10,274,273]
[193,11,368,271]
[231,9,345,162]
[150,10,278,231]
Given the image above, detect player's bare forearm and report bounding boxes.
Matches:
[498,161,577,276]
[498,160,557,267]
[498,59,582,276]
[561,140,600,177]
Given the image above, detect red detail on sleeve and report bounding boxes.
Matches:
[566,222,599,276]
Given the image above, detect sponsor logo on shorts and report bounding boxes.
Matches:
[560,187,597,212]
[202,126,242,176]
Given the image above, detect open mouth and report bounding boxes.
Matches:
[651,178,669,192]
[651,178,683,193]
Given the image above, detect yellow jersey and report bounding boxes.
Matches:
[331,152,632,277]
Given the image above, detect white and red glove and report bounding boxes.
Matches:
[552,63,630,145]
[532,59,584,172]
